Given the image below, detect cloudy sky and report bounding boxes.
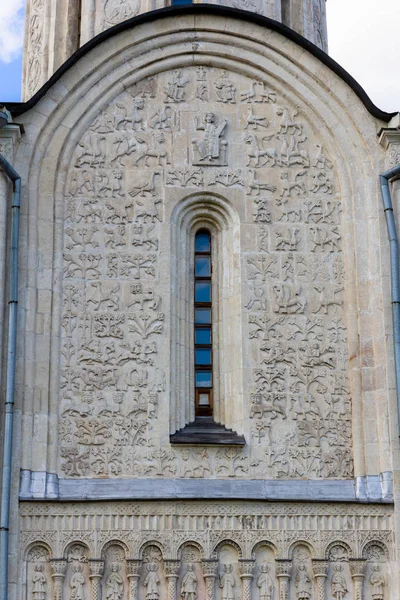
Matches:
[0,0,399,112]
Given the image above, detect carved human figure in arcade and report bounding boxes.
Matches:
[295,564,312,600]
[370,565,385,600]
[181,563,198,600]
[220,564,235,600]
[106,562,124,600]
[70,565,86,600]
[145,562,160,600]
[331,564,348,600]
[32,564,47,600]
[256,564,274,600]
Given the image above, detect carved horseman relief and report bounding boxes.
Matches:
[60,65,351,481]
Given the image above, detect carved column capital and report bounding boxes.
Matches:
[349,559,367,579]
[275,559,292,579]
[164,559,181,578]
[127,559,142,578]
[201,559,219,578]
[50,559,68,578]
[127,560,141,600]
[88,559,104,578]
[312,559,329,578]
[239,559,255,579]
[202,560,218,600]
[276,560,291,600]
[312,560,329,600]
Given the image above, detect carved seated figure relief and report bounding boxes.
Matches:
[192,113,228,166]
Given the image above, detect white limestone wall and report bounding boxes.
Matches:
[4,11,400,598]
[21,0,328,100]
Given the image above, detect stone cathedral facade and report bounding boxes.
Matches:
[1,1,400,599]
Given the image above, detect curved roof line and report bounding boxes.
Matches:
[5,4,396,122]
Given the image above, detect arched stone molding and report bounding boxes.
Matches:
[12,12,392,486]
[177,541,206,561]
[251,541,278,559]
[139,541,165,560]
[101,539,130,559]
[170,193,242,433]
[288,540,316,560]
[211,539,244,560]
[362,540,390,562]
[324,540,354,562]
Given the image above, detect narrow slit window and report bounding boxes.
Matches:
[194,229,213,416]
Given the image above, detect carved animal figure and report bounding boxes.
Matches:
[313,286,343,314]
[129,171,161,198]
[86,281,120,312]
[244,107,269,130]
[134,133,171,167]
[276,106,303,135]
[280,170,306,198]
[244,133,280,167]
[131,223,159,251]
[134,197,162,223]
[247,169,277,196]
[273,283,306,314]
[127,286,160,311]
[275,228,299,251]
[111,135,137,165]
[105,198,133,223]
[309,226,341,252]
[76,198,102,223]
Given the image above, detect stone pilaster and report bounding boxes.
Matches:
[50,559,67,600]
[165,560,180,600]
[127,560,142,600]
[349,560,366,600]
[202,559,219,600]
[312,560,329,600]
[378,121,400,170]
[239,559,255,600]
[276,560,292,600]
[89,559,104,600]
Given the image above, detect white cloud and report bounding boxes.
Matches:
[327,0,400,112]
[0,1,25,64]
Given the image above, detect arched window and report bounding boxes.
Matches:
[194,229,213,417]
[169,195,245,445]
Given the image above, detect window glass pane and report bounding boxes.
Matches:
[195,231,211,252]
[196,371,212,388]
[195,281,211,302]
[196,349,211,365]
[195,256,211,277]
[198,393,210,406]
[195,308,211,324]
[195,328,211,345]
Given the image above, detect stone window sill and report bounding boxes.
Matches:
[169,417,245,445]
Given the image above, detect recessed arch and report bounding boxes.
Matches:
[170,192,243,434]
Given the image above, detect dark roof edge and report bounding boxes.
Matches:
[4,4,397,122]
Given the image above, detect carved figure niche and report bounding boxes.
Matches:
[26,545,52,600]
[178,544,206,600]
[326,543,351,600]
[290,545,313,600]
[64,543,90,600]
[102,543,128,600]
[216,544,240,600]
[363,542,389,600]
[140,546,167,600]
[251,544,276,600]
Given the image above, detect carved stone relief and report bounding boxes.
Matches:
[60,66,351,481]
[21,503,394,600]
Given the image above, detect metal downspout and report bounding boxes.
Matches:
[380,164,400,433]
[0,153,21,600]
